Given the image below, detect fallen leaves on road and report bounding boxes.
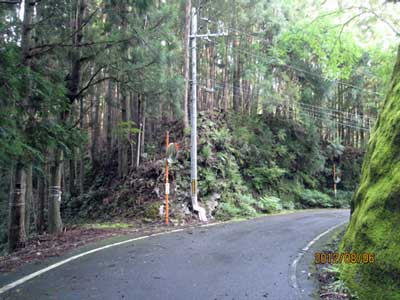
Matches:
[0,228,122,272]
[0,218,206,273]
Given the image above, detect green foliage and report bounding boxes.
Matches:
[246,166,286,192]
[201,144,212,162]
[299,189,332,208]
[215,201,243,220]
[211,127,232,150]
[143,201,162,220]
[236,194,258,217]
[327,140,345,160]
[84,222,131,229]
[215,193,258,220]
[340,48,400,300]
[331,190,353,209]
[199,168,217,195]
[0,40,84,170]
[1,0,381,251]
[256,195,283,213]
[114,121,140,145]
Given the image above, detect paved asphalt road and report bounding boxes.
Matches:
[1,209,349,300]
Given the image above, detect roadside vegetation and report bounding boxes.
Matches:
[62,110,359,226]
[340,46,400,300]
[1,2,400,298]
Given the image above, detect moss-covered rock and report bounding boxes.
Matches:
[340,46,400,300]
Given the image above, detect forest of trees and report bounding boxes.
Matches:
[1,0,399,253]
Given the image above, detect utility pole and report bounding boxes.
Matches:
[190,7,226,222]
[190,7,204,221]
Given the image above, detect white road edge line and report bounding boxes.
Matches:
[290,221,347,291]
[0,212,346,296]
[0,229,187,295]
[0,219,234,296]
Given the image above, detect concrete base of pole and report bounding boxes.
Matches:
[193,204,207,222]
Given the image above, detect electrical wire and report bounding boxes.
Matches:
[197,78,376,124]
[194,81,373,132]
[204,19,384,97]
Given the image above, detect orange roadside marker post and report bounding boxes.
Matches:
[164,133,180,225]
[165,131,169,225]
[333,163,337,198]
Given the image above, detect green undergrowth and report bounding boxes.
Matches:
[340,48,400,300]
[210,112,356,220]
[64,110,360,224]
[83,222,132,230]
[179,111,357,220]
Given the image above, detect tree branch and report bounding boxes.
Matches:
[357,6,400,36]
[74,66,105,101]
[0,0,21,4]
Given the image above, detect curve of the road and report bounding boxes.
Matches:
[1,209,349,300]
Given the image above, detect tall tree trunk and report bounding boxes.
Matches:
[37,149,48,233]
[48,149,63,234]
[8,0,35,252]
[117,6,129,178]
[91,84,101,166]
[119,85,129,177]
[37,175,46,233]
[182,0,191,130]
[130,92,138,169]
[232,4,241,112]
[223,52,229,111]
[208,45,215,110]
[8,163,27,252]
[141,98,146,156]
[49,0,87,234]
[69,150,76,195]
[233,52,242,112]
[136,94,143,167]
[106,79,114,158]
[24,164,33,236]
[79,96,84,194]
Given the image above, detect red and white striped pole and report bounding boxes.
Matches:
[165,132,170,225]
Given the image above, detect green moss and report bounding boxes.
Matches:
[84,222,132,229]
[340,46,400,300]
[143,201,162,220]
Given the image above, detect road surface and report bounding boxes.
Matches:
[1,209,349,300]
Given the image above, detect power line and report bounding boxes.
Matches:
[298,102,375,123]
[233,48,384,97]
[299,105,371,126]
[205,19,384,97]
[195,80,372,132]
[299,106,371,131]
[298,110,371,132]
[198,78,376,124]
